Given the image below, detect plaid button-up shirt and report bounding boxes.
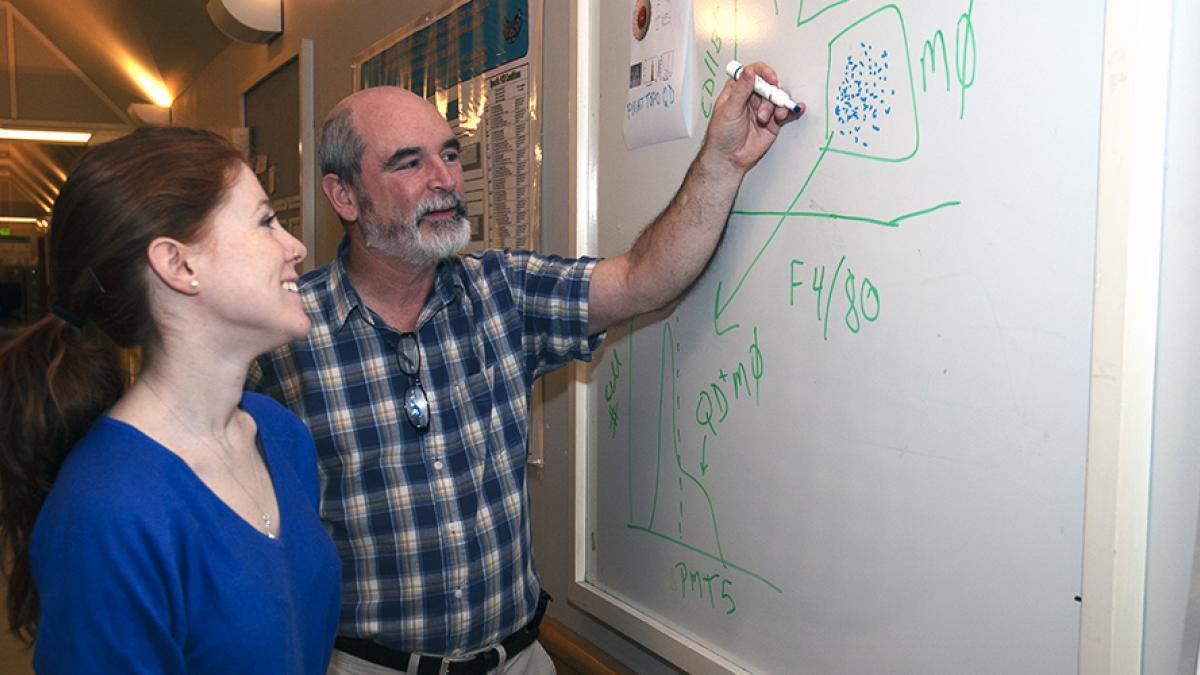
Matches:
[248,241,600,655]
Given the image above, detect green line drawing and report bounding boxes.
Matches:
[797,0,850,27]
[632,525,783,593]
[731,200,961,226]
[825,4,920,162]
[713,132,835,336]
[616,1,977,602]
[642,322,669,531]
[643,323,727,566]
[712,4,962,337]
[628,341,638,521]
[625,321,782,593]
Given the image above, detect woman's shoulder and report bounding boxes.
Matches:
[35,418,190,552]
[54,417,179,497]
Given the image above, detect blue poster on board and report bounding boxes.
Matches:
[359,0,529,96]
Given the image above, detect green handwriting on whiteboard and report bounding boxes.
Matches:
[627,321,782,594]
[789,257,881,340]
[699,6,727,119]
[713,196,956,336]
[603,350,623,438]
[695,327,763,444]
[711,1,973,336]
[919,0,977,118]
[624,0,981,601]
[674,561,737,615]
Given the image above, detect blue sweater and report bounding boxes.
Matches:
[31,392,340,674]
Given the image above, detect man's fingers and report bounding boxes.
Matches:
[757,100,773,125]
[744,61,780,87]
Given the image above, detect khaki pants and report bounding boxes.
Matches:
[327,640,555,675]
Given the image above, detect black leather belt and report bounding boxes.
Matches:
[334,591,550,675]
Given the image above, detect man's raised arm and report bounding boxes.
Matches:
[588,61,805,335]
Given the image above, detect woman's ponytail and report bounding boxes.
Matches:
[0,315,123,642]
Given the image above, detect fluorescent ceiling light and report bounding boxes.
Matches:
[0,217,42,223]
[0,128,92,144]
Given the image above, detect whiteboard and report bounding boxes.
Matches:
[577,1,1104,673]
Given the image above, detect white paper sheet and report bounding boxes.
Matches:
[623,0,694,149]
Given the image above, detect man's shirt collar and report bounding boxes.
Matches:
[315,237,470,333]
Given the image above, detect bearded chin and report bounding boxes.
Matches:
[413,216,471,264]
[364,215,470,267]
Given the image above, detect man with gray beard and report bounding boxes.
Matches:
[250,64,802,675]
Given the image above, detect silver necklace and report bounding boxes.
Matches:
[207,437,277,539]
[143,382,277,539]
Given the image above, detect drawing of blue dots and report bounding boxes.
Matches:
[832,42,895,150]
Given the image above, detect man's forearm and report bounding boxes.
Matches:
[586,150,746,335]
[626,150,745,310]
[586,61,802,335]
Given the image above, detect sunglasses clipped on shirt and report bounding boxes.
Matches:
[397,332,430,432]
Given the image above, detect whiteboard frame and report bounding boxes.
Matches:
[567,0,1177,672]
[1079,0,1174,672]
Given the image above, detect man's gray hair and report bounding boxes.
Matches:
[318,106,365,188]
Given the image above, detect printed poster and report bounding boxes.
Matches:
[624,0,695,149]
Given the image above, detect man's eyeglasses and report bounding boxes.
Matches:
[397,333,430,431]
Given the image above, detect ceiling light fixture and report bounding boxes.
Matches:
[0,128,92,144]
[117,56,174,108]
[207,0,282,43]
[133,73,173,108]
[0,217,42,224]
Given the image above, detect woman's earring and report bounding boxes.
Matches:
[190,279,199,290]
